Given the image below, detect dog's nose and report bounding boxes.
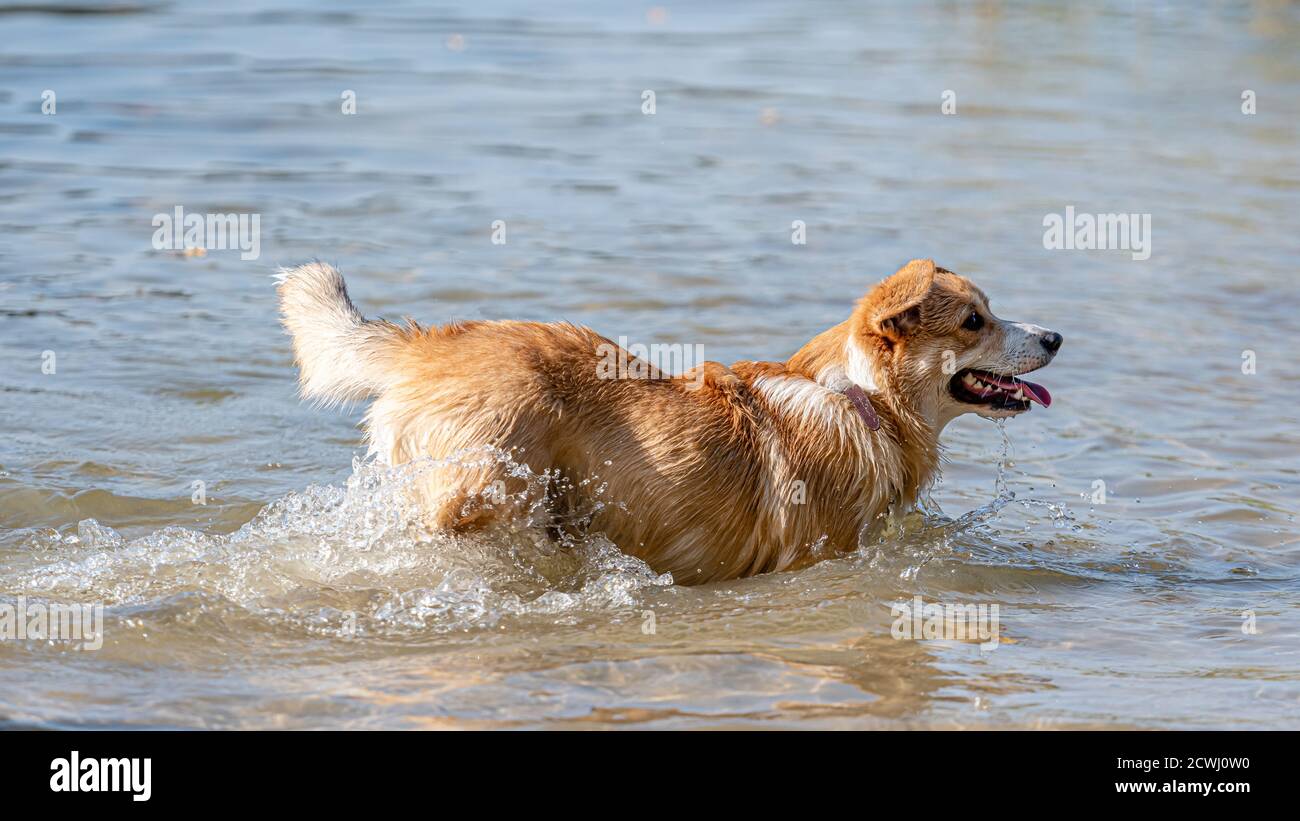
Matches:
[1040,332,1063,354]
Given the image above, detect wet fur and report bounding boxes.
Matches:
[277,259,1058,584]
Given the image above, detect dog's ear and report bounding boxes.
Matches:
[862,258,936,340]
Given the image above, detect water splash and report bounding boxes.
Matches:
[4,424,1090,638]
[947,419,1077,532]
[4,452,672,638]
[860,419,1083,580]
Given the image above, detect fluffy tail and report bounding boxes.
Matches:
[275,262,401,407]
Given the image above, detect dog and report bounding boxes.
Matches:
[277,258,1061,584]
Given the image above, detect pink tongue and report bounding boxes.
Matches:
[1017,379,1051,408]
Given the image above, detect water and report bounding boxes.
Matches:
[2,0,1298,729]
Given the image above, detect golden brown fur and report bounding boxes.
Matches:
[277,258,1060,584]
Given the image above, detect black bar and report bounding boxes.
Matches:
[2,730,1287,807]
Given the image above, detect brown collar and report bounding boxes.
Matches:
[843,384,881,431]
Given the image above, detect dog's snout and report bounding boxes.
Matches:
[1040,331,1063,354]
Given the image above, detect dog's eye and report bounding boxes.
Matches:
[962,311,984,331]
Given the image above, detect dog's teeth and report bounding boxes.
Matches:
[963,374,978,386]
[1014,389,1024,400]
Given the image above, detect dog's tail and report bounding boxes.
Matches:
[275,262,403,407]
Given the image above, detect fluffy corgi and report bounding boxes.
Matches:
[277,259,1061,584]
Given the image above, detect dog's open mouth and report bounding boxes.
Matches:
[949,368,1052,411]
